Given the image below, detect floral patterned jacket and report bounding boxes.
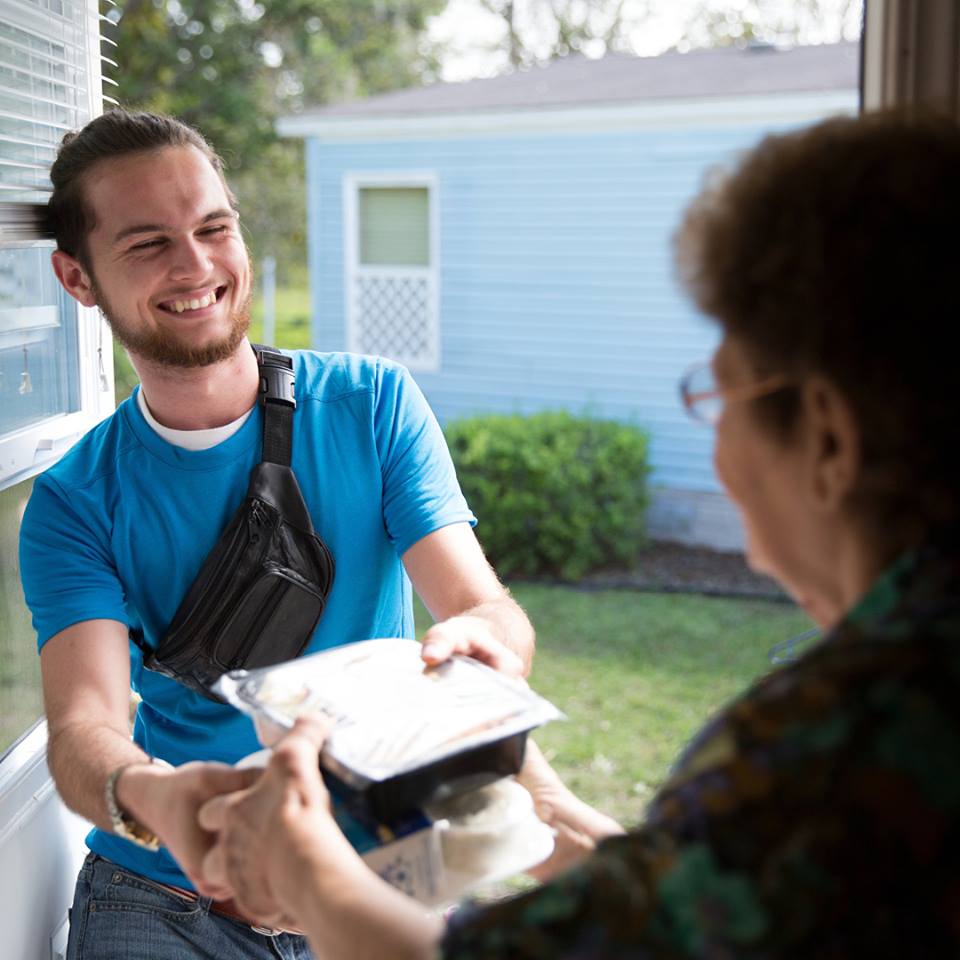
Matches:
[442,545,960,958]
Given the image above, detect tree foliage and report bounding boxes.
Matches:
[679,0,862,50]
[105,0,862,277]
[438,0,861,77]
[470,0,649,67]
[107,0,446,276]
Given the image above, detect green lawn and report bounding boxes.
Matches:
[249,285,312,350]
[416,585,810,827]
[1,576,808,788]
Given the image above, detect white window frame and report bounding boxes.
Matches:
[0,285,114,491]
[0,0,115,493]
[343,171,440,372]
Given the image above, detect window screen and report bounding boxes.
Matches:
[0,0,111,756]
[0,477,39,753]
[359,187,431,267]
[0,0,109,463]
[0,244,80,438]
[0,0,110,756]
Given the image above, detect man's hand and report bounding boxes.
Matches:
[517,741,625,881]
[403,525,535,675]
[198,716,343,926]
[421,614,526,678]
[115,760,259,897]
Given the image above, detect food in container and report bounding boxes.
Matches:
[426,777,554,881]
[237,747,555,906]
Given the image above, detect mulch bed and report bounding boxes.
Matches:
[549,541,788,601]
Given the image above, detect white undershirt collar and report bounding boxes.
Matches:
[137,387,254,451]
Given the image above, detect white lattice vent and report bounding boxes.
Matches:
[352,273,437,370]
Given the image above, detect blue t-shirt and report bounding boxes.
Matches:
[20,350,475,886]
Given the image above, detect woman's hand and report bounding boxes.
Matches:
[116,759,260,899]
[518,740,625,881]
[199,715,444,960]
[197,715,339,927]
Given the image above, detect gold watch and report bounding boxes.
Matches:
[104,757,172,851]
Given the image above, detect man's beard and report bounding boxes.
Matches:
[91,276,252,369]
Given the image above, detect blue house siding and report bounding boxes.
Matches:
[305,115,846,496]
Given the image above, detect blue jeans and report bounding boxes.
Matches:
[66,854,315,960]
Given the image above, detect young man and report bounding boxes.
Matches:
[21,110,534,960]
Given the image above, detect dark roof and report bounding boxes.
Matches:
[292,42,859,121]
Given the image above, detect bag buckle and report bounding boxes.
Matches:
[258,357,296,409]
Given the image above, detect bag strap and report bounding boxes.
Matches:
[129,626,150,657]
[252,344,295,467]
[129,345,300,665]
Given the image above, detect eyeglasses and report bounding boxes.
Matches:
[679,361,789,425]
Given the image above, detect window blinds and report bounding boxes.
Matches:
[0,0,113,239]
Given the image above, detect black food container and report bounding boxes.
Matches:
[321,728,529,826]
[214,638,562,829]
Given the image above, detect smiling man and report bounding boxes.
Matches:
[84,157,248,369]
[20,110,535,960]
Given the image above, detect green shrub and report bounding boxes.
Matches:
[445,411,650,580]
[113,341,140,405]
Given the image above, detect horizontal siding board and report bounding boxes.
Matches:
[306,107,851,495]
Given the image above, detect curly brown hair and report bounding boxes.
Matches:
[48,109,235,268]
[674,110,960,545]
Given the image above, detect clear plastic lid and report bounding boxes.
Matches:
[214,638,562,784]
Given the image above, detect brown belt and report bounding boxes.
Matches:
[154,880,299,937]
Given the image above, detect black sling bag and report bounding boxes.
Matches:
[130,346,335,702]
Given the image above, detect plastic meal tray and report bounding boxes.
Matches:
[214,638,561,823]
